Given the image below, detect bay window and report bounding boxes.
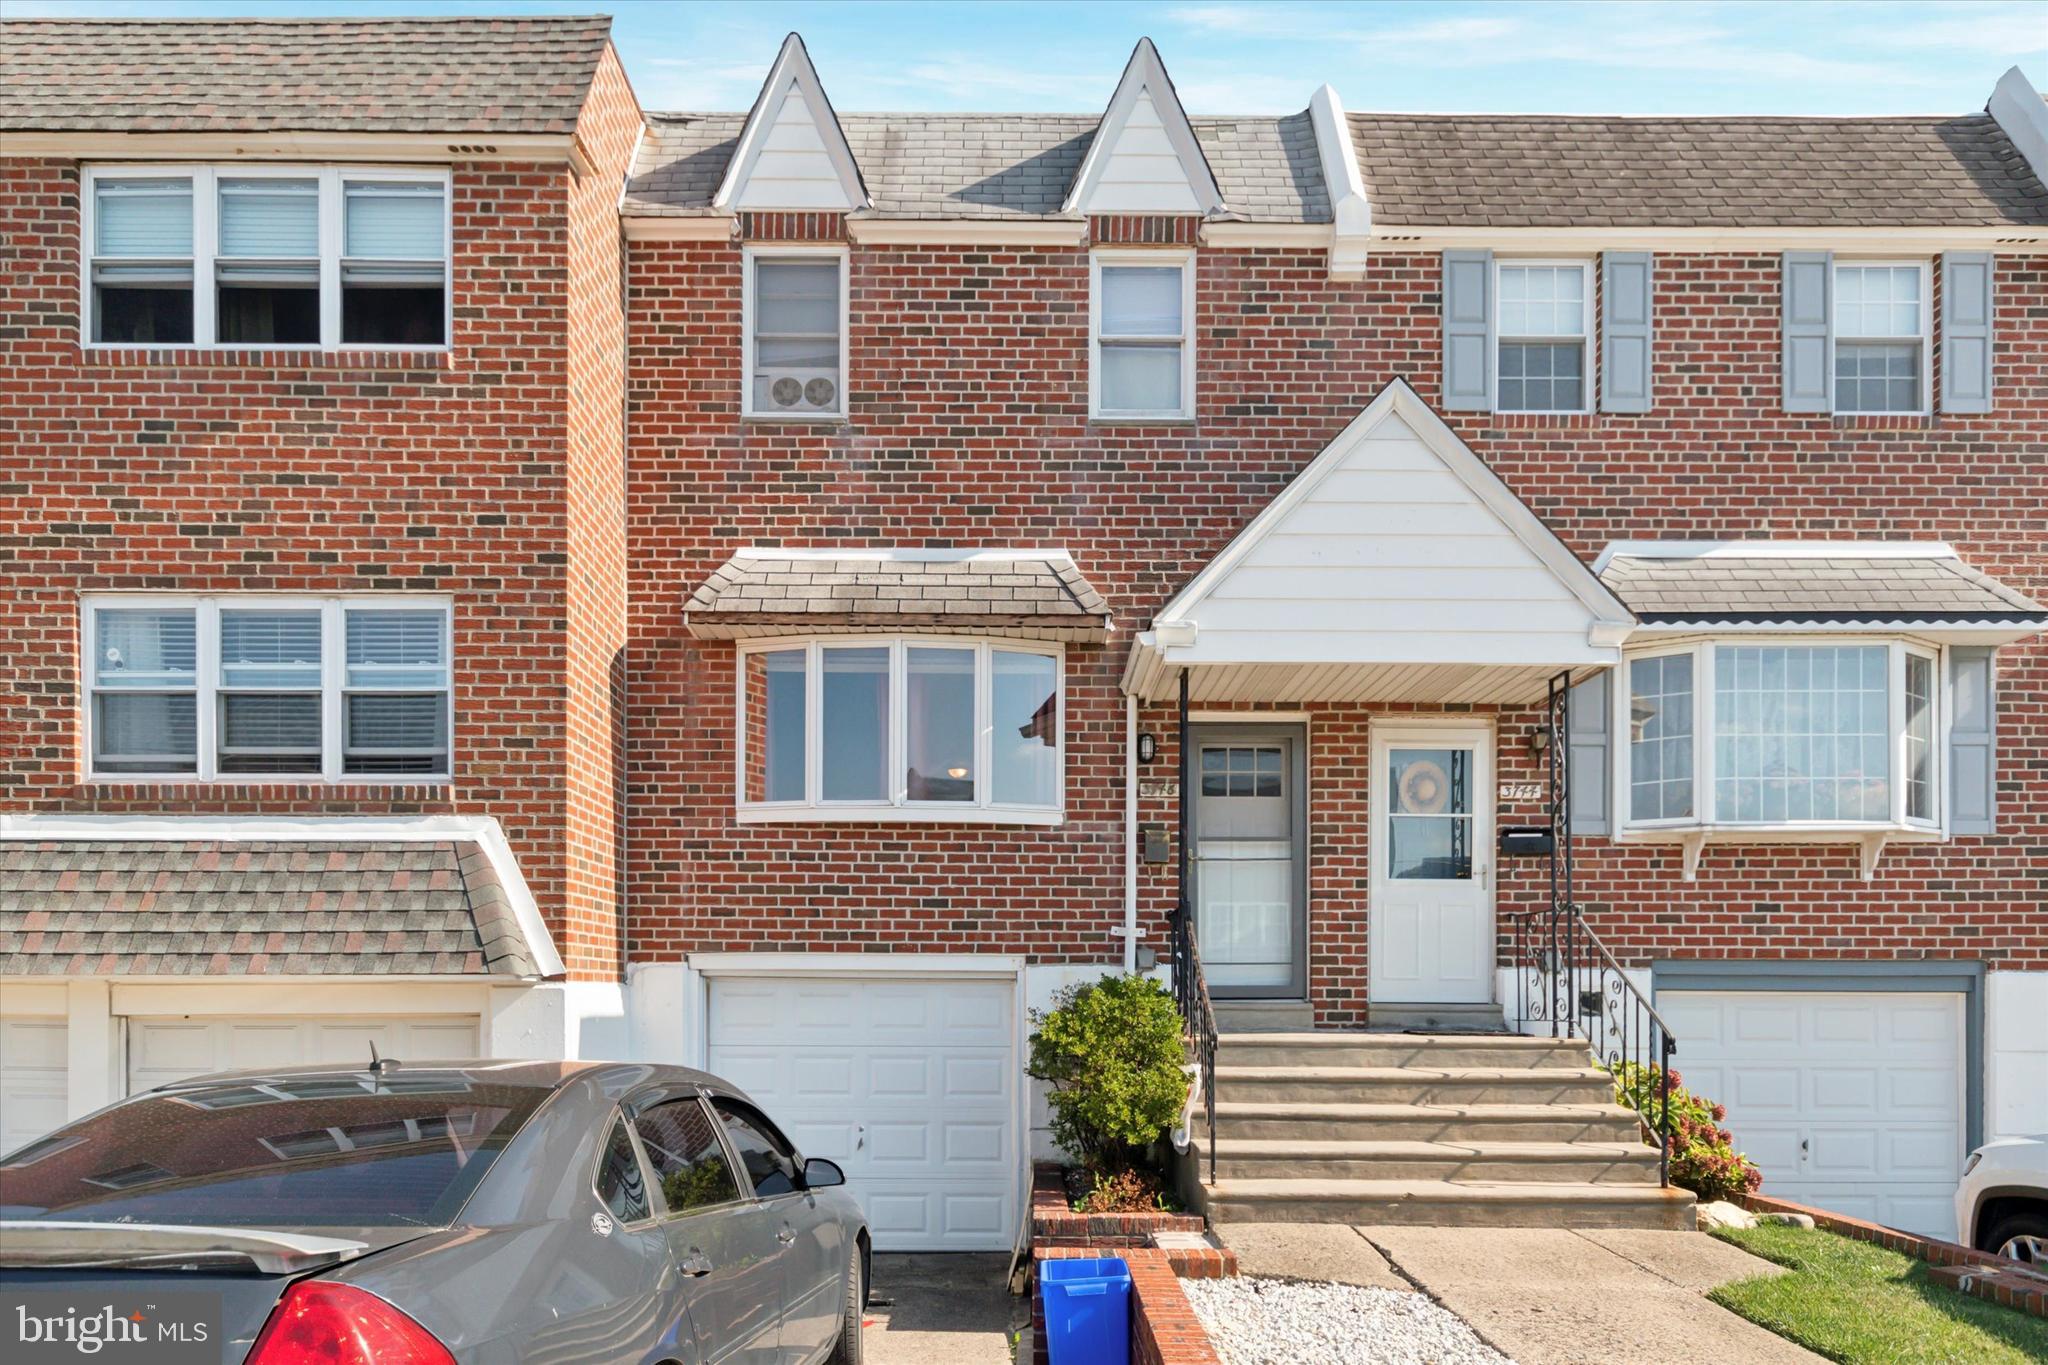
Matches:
[738,637,1063,822]
[1620,640,1942,832]
[84,597,451,781]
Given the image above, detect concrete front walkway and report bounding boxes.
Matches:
[865,1253,1029,1365]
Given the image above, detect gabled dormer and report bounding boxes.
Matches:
[714,32,868,213]
[1062,37,1223,217]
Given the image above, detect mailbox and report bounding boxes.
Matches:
[1498,825,1555,858]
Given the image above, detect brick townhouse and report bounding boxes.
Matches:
[4,17,2046,1252]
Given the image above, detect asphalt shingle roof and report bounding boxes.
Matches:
[0,16,612,135]
[685,554,1110,638]
[0,841,542,977]
[1600,553,2048,623]
[1347,113,2048,227]
[625,111,1331,222]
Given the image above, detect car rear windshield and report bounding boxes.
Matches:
[0,1073,550,1228]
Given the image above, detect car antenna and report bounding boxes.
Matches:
[368,1042,397,1077]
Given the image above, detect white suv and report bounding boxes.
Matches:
[1956,1134,2048,1267]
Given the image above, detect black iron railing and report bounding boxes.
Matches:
[1168,904,1219,1184]
[1506,670,1679,1187]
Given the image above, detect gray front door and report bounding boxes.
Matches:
[1192,725,1307,1000]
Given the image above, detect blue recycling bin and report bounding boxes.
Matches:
[1040,1256,1133,1365]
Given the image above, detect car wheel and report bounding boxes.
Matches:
[827,1240,865,1364]
[1984,1210,2048,1268]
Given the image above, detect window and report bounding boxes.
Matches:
[1092,251,1194,419]
[1619,641,1942,831]
[631,1098,740,1216]
[84,166,449,348]
[710,1098,801,1199]
[1833,262,1927,414]
[738,637,1062,822]
[594,1119,652,1223]
[1496,262,1591,412]
[744,248,845,417]
[83,597,451,781]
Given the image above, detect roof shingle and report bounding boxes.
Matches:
[685,553,1110,639]
[0,17,612,135]
[1600,552,2048,622]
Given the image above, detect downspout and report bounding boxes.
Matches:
[1123,693,1138,973]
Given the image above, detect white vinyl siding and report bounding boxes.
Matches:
[1833,262,1929,414]
[743,246,847,418]
[1495,261,1591,413]
[82,165,449,350]
[1091,250,1195,420]
[83,596,451,783]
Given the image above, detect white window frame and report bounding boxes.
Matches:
[733,634,1064,825]
[740,243,850,421]
[1089,248,1197,421]
[1831,258,1932,417]
[1493,257,1595,415]
[81,594,453,783]
[80,164,452,352]
[1612,636,1945,836]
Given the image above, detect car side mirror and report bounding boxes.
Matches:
[801,1158,845,1190]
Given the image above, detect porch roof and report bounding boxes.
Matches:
[1122,381,1634,705]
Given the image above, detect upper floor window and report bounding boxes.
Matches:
[1496,261,1590,413]
[84,166,449,349]
[743,246,846,418]
[1091,250,1195,420]
[737,636,1062,823]
[1833,262,1928,415]
[85,596,451,782]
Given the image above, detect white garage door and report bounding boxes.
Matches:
[1658,990,1965,1238]
[1,1018,69,1154]
[708,977,1016,1252]
[127,1016,480,1093]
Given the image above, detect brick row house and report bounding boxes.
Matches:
[4,18,2046,1251]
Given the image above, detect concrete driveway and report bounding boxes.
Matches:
[865,1253,1029,1364]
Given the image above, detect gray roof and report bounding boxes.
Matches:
[1348,113,2048,227]
[1600,552,2048,623]
[625,111,1330,222]
[0,841,544,978]
[685,554,1110,639]
[0,16,612,135]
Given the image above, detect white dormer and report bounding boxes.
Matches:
[714,33,868,213]
[1063,38,1223,217]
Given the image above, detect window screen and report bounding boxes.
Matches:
[217,610,323,773]
[1097,263,1187,415]
[750,257,843,414]
[344,608,450,775]
[91,608,198,773]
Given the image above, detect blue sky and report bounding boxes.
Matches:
[12,0,2046,116]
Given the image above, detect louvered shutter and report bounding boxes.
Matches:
[1442,249,1494,411]
[1568,672,1611,836]
[1600,252,1653,413]
[1949,647,1996,835]
[1941,252,1993,414]
[1782,251,1833,412]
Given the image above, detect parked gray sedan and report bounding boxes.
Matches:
[0,1059,868,1364]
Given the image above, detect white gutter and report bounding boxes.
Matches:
[1123,694,1139,974]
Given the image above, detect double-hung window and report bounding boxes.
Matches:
[1621,641,1942,831]
[1091,251,1195,420]
[1496,261,1591,413]
[1833,262,1928,414]
[738,637,1062,822]
[84,166,449,348]
[743,246,846,418]
[84,597,451,781]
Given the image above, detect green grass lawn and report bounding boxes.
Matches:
[1708,1222,2048,1364]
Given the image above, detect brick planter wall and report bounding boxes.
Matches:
[1032,1163,1207,1248]
[1035,1246,1222,1365]
[1740,1193,2047,1320]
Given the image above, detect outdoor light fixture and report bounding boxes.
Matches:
[1527,727,1550,760]
[1136,733,1157,763]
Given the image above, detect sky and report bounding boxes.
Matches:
[9,0,2046,117]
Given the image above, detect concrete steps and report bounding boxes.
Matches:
[1201,1179,1697,1230]
[1212,1065,1616,1106]
[1212,1101,1647,1143]
[1218,1032,1597,1069]
[1196,1137,1664,1185]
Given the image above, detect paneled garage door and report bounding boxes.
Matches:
[1657,990,1965,1238]
[1,1018,69,1154]
[127,1016,480,1093]
[708,976,1015,1252]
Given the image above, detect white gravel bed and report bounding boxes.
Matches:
[1181,1274,1515,1365]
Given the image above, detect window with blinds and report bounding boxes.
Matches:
[84,167,448,348]
[82,598,452,781]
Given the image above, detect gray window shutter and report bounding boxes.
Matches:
[1600,252,1653,413]
[1782,250,1833,412]
[1941,252,1994,414]
[1567,672,1610,836]
[1442,249,1494,411]
[1949,646,1996,834]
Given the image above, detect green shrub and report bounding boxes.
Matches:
[1027,974,1189,1174]
[1608,1060,1762,1203]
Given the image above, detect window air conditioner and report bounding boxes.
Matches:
[763,368,838,411]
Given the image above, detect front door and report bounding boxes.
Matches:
[1368,724,1494,1005]
[1192,725,1306,999]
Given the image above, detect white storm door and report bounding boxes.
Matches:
[1369,725,1494,1004]
[1193,731,1304,998]
[1656,989,1965,1239]
[126,1015,481,1093]
[706,976,1016,1252]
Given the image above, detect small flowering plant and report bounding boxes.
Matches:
[1606,1061,1763,1203]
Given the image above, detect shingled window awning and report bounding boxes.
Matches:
[684,552,1111,642]
[0,841,554,979]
